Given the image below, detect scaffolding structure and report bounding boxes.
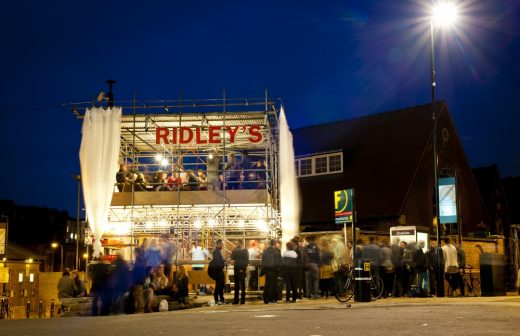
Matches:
[73,94,282,257]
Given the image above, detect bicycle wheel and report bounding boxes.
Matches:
[335,276,354,303]
[371,276,384,299]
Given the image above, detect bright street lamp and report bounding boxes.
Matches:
[51,242,64,273]
[432,2,458,27]
[430,1,458,298]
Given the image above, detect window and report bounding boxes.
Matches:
[29,273,34,283]
[315,157,327,174]
[329,154,342,172]
[18,272,23,282]
[300,159,312,176]
[295,151,343,177]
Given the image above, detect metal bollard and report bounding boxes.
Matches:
[26,300,31,319]
[50,299,55,317]
[38,300,43,318]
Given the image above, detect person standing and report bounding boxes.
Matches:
[231,240,249,304]
[224,153,241,190]
[89,257,111,316]
[413,241,429,297]
[455,241,466,297]
[212,239,226,305]
[400,241,413,297]
[362,236,382,278]
[262,239,282,304]
[206,149,221,191]
[391,239,403,297]
[427,240,444,297]
[292,237,306,300]
[304,236,321,299]
[190,240,209,294]
[282,241,298,303]
[132,247,147,313]
[380,241,394,298]
[319,239,335,298]
[442,237,460,297]
[247,240,260,291]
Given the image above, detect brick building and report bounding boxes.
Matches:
[292,101,490,237]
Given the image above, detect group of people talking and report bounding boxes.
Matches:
[115,151,268,193]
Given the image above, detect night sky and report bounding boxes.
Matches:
[0,0,519,216]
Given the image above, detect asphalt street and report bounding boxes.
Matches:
[1,296,519,336]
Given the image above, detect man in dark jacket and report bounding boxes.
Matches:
[292,236,305,299]
[212,239,226,305]
[304,236,321,299]
[231,240,249,304]
[413,241,428,297]
[426,240,444,297]
[89,257,111,316]
[362,236,383,278]
[57,268,77,300]
[262,239,282,304]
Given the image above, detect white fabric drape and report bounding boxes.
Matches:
[79,107,122,258]
[279,106,300,245]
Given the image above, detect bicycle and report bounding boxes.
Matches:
[447,265,481,297]
[0,296,14,319]
[335,265,354,302]
[370,272,384,299]
[335,264,384,302]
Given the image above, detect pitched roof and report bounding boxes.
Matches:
[293,102,446,220]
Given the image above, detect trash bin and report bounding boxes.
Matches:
[354,259,372,302]
[479,253,506,296]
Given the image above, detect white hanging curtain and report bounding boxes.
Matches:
[79,107,122,258]
[279,106,300,244]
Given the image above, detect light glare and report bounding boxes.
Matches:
[432,2,458,27]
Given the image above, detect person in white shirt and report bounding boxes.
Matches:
[441,237,459,297]
[191,240,209,294]
[246,240,260,290]
[191,240,209,270]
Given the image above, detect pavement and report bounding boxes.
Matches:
[2,294,519,335]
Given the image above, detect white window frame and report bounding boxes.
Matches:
[295,151,343,177]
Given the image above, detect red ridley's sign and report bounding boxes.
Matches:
[155,126,263,145]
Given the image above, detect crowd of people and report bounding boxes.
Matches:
[56,234,468,316]
[115,152,268,193]
[353,236,467,298]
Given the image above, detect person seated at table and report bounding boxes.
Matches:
[167,172,182,191]
[57,268,77,300]
[196,169,208,190]
[143,268,155,313]
[173,265,189,308]
[71,270,86,297]
[134,172,148,192]
[183,170,198,191]
[154,171,169,191]
[115,164,129,192]
[151,264,171,296]
[254,159,267,189]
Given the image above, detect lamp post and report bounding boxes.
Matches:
[74,174,81,270]
[430,2,458,297]
[51,242,63,273]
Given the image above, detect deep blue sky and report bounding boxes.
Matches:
[0,0,519,216]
